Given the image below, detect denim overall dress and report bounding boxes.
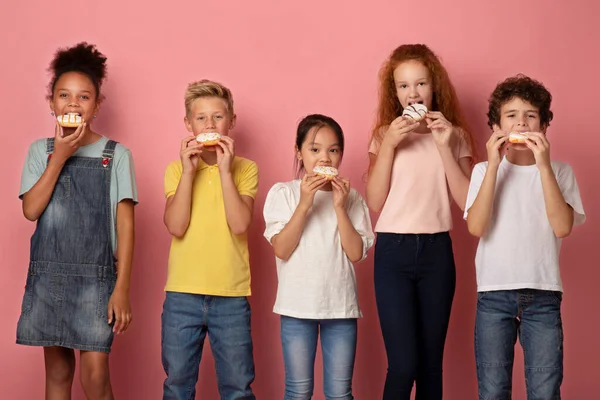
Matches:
[16,138,118,353]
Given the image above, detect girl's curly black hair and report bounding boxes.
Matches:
[48,42,107,99]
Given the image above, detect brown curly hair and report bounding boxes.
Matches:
[487,74,553,129]
[370,44,475,159]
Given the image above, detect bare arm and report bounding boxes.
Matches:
[221,171,254,235]
[539,167,574,238]
[23,123,89,221]
[366,147,395,213]
[163,172,195,237]
[333,178,363,263]
[438,148,472,211]
[366,118,419,213]
[108,199,135,334]
[163,137,203,237]
[466,165,498,237]
[271,204,310,261]
[270,175,327,261]
[22,158,65,221]
[467,131,508,237]
[524,132,574,238]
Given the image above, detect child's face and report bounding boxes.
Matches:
[185,97,235,151]
[393,61,434,111]
[297,126,342,175]
[499,97,543,151]
[49,72,99,126]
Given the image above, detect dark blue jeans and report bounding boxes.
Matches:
[374,232,456,400]
[161,292,255,400]
[475,289,563,400]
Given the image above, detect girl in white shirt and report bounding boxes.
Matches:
[263,114,374,400]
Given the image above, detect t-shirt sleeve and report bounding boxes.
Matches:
[19,140,47,199]
[236,161,259,199]
[463,162,487,219]
[347,190,375,262]
[457,133,472,159]
[114,147,139,204]
[556,163,586,226]
[263,183,294,244]
[164,161,183,199]
[368,137,381,155]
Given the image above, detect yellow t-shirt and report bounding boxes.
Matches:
[164,156,259,296]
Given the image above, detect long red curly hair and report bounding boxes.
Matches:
[371,44,476,161]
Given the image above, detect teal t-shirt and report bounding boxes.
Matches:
[19,136,138,253]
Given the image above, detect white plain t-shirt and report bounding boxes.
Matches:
[464,158,585,292]
[263,180,375,319]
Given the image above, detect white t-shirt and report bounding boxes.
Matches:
[464,158,585,292]
[263,180,375,319]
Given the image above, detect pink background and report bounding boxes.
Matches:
[1,1,598,399]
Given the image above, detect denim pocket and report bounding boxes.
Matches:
[52,175,71,200]
[548,291,563,305]
[96,276,116,319]
[477,291,488,301]
[20,273,35,316]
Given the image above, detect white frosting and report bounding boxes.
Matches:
[402,104,428,120]
[509,132,528,142]
[57,113,81,125]
[313,166,338,177]
[196,132,221,143]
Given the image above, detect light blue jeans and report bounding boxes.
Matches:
[161,292,255,400]
[280,315,357,400]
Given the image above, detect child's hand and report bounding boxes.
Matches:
[299,174,327,211]
[216,136,235,174]
[524,132,552,171]
[52,120,88,164]
[382,116,419,149]
[107,288,132,334]
[332,176,350,210]
[486,126,509,168]
[180,136,203,174]
[426,112,455,148]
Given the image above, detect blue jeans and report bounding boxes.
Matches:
[475,289,563,400]
[161,292,255,400]
[280,316,357,400]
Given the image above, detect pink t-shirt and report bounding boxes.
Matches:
[369,132,471,234]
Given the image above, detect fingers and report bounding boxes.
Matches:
[181,145,202,159]
[113,308,132,334]
[425,111,446,120]
[181,135,197,151]
[487,131,507,145]
[54,120,65,139]
[113,308,123,333]
[122,311,132,333]
[494,135,509,149]
[70,122,88,145]
[526,132,549,146]
[107,303,114,325]
[308,176,327,190]
[217,140,233,156]
[427,119,450,130]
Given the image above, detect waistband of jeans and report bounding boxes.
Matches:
[376,231,449,239]
[29,261,116,279]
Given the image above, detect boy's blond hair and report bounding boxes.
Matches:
[184,79,234,116]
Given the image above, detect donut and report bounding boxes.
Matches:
[196,132,221,146]
[313,166,339,180]
[508,132,528,144]
[57,113,82,128]
[402,104,428,121]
